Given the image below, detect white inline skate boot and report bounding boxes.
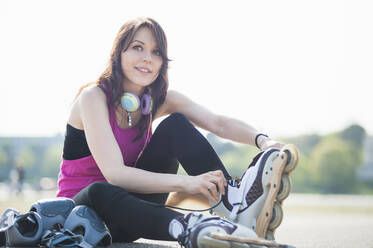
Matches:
[211,145,298,240]
[169,212,260,248]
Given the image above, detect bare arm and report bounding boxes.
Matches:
[158,90,283,150]
[78,86,224,202]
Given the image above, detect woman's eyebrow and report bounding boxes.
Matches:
[130,40,145,44]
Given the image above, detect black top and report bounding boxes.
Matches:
[62,124,91,160]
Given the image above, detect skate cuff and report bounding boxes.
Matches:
[255,133,269,149]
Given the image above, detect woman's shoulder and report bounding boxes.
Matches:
[79,84,107,104]
[68,84,107,129]
[77,84,108,117]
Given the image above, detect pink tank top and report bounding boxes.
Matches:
[57,86,152,198]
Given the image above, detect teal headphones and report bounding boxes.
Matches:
[121,92,153,126]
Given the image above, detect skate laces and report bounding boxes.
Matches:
[226,166,259,220]
[226,176,249,220]
[176,213,203,247]
[177,213,220,248]
[227,178,239,187]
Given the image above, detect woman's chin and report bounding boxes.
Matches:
[125,79,153,91]
[134,80,154,88]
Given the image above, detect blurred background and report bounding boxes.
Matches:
[1,0,372,198]
[0,124,372,196]
[0,0,372,247]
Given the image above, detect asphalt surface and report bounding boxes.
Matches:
[275,211,373,248]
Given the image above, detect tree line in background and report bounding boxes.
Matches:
[0,136,63,187]
[206,124,373,194]
[0,124,372,194]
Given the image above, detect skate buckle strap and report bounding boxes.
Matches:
[0,208,20,230]
[185,213,204,227]
[5,214,16,228]
[41,227,83,248]
[177,229,190,248]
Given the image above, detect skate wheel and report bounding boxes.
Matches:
[265,230,275,240]
[277,174,291,202]
[268,202,283,230]
[283,144,299,173]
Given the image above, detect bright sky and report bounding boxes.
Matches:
[1,0,372,138]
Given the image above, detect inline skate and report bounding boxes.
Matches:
[211,144,299,240]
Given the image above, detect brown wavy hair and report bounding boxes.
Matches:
[78,17,169,141]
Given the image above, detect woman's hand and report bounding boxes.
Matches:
[182,170,227,204]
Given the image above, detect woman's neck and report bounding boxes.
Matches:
[122,79,144,96]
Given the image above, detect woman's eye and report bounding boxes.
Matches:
[153,50,161,56]
[133,45,142,51]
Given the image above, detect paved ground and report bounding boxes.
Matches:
[275,211,373,248]
[276,193,373,248]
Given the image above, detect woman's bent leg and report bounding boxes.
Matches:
[72,114,230,241]
[73,182,182,242]
[137,113,230,177]
[134,113,231,204]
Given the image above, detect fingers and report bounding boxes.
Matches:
[199,170,227,203]
[201,182,220,204]
[208,170,227,196]
[202,188,217,204]
[207,182,219,203]
[191,170,227,204]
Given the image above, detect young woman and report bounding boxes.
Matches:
[56,17,284,244]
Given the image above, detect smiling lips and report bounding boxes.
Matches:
[135,66,152,74]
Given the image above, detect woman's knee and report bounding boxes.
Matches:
[86,181,110,199]
[160,112,191,130]
[75,181,126,207]
[168,112,188,122]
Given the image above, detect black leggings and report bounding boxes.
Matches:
[73,113,231,242]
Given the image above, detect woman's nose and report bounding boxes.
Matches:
[142,51,152,63]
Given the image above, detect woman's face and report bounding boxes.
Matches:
[121,27,163,91]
